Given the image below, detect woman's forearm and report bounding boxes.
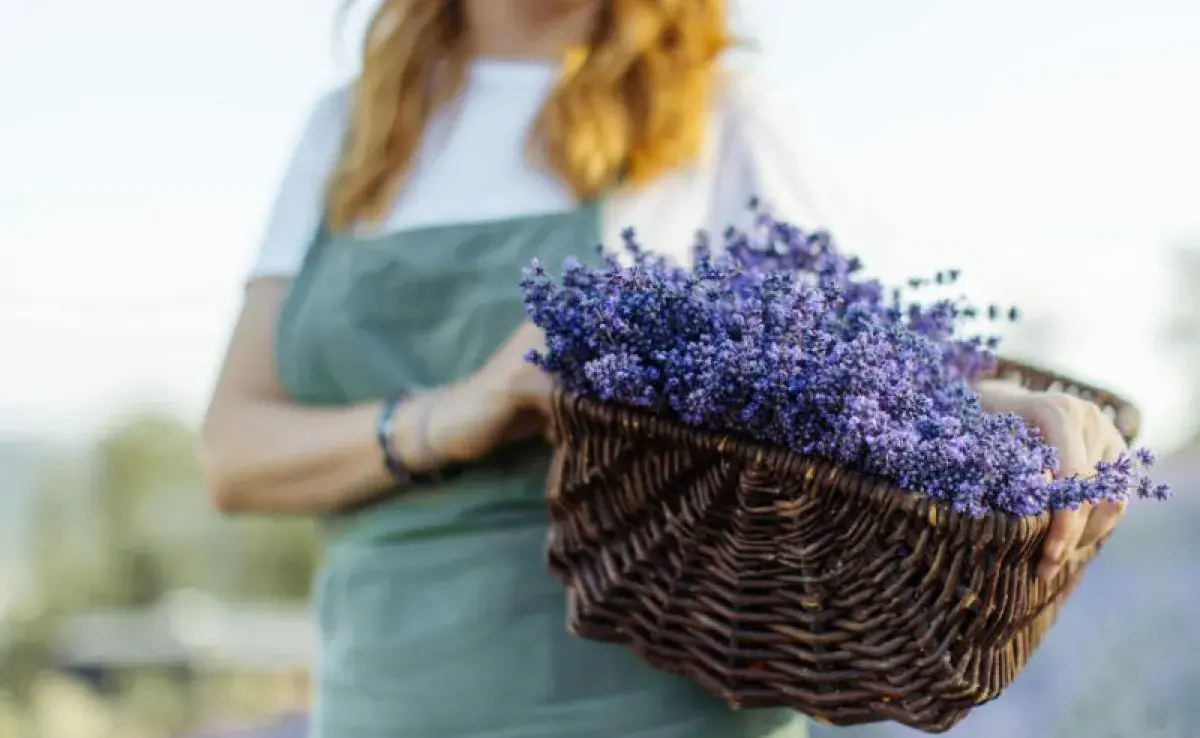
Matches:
[200,395,437,515]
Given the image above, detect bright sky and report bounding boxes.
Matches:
[1,0,1198,450]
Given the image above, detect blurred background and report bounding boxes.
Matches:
[1,0,1197,736]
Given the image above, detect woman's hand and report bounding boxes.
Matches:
[399,322,555,470]
[975,380,1129,582]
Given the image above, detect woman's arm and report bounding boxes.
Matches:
[201,279,553,516]
[201,278,441,514]
[202,82,558,514]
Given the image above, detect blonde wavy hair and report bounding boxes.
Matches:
[326,0,731,230]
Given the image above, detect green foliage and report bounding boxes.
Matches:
[10,410,320,716]
[0,615,55,704]
[31,411,320,612]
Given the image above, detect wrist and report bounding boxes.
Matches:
[374,393,432,480]
[391,393,448,472]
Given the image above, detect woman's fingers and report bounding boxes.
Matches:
[510,321,548,358]
[1031,396,1093,581]
[511,364,554,414]
[1077,499,1126,550]
[1040,506,1089,581]
[497,362,556,446]
[501,408,551,444]
[979,388,1131,580]
[1077,433,1129,549]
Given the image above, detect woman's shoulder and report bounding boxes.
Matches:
[709,62,871,264]
[707,61,835,232]
[270,81,356,198]
[711,61,802,142]
[601,63,829,265]
[247,82,355,281]
[297,81,355,154]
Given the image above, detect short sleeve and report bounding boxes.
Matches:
[706,68,850,243]
[247,86,351,281]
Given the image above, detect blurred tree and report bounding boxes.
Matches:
[0,613,55,704]
[32,412,319,612]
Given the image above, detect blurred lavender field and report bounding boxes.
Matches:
[812,450,1200,738]
[177,712,305,738]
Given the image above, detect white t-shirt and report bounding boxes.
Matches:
[250,59,834,280]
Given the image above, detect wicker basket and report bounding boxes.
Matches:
[544,360,1139,733]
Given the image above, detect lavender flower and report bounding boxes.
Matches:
[521,202,1170,517]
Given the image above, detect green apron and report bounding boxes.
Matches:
[275,202,806,738]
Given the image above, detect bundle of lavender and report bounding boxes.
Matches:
[525,204,1169,731]
[523,202,1169,518]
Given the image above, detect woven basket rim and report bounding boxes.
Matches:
[550,358,1139,546]
[551,389,1056,548]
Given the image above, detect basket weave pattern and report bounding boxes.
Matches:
[545,360,1138,733]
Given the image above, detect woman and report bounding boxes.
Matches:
[202,1,1131,736]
